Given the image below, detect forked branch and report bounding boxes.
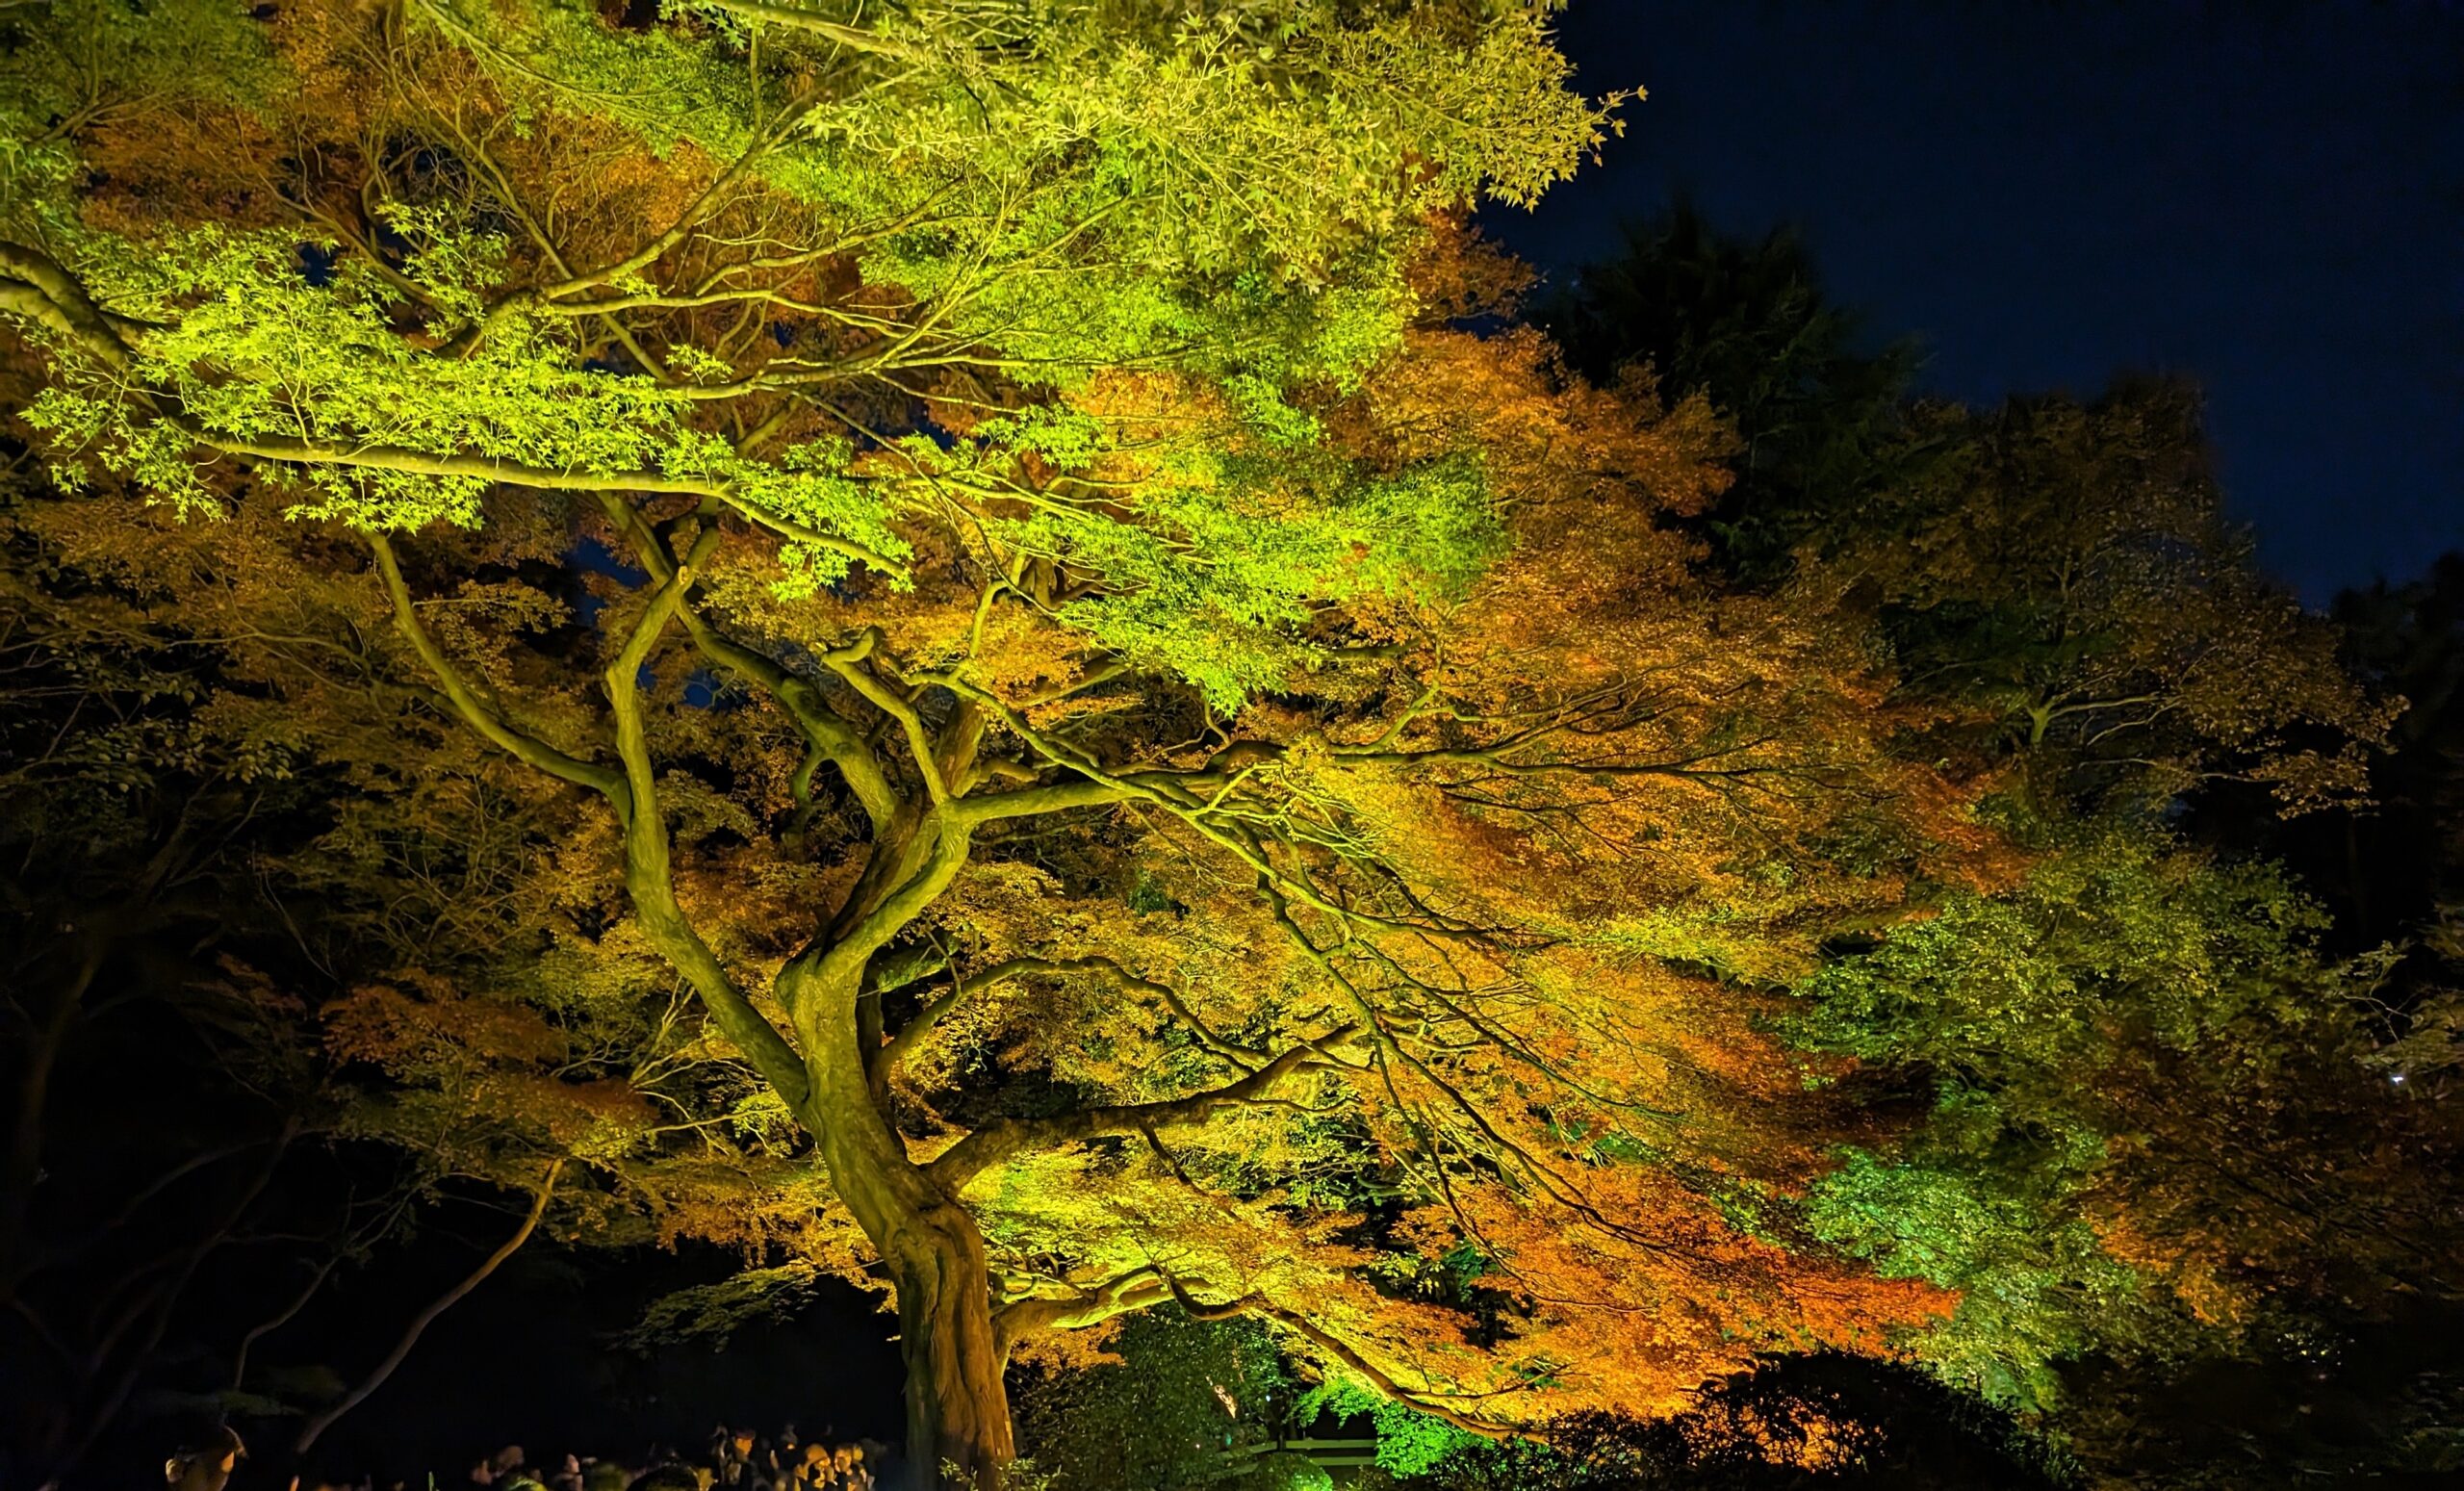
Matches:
[1164,1276,1522,1440]
[928,1033,1355,1189]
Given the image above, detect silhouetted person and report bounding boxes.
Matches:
[580,1459,629,1491]
[628,1463,702,1491]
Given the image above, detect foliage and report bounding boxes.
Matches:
[1775,812,2464,1456]
[1009,1309,1292,1491]
[0,0,2014,1474]
[1842,384,2397,813]
[1534,204,1928,582]
[5,5,2447,1488]
[1780,824,2327,1403]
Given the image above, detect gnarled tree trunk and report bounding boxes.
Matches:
[885,1204,1014,1490]
[785,947,1013,1491]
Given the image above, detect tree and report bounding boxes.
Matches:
[2,291,852,1481]
[0,440,351,1485]
[1541,222,2395,816]
[0,3,2085,1484]
[1841,383,2396,814]
[1534,205,1928,584]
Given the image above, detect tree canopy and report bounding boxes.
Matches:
[3,6,2453,1491]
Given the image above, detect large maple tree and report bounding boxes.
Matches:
[1,2,2112,1485]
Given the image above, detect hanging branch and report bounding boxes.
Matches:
[292,1161,564,1455]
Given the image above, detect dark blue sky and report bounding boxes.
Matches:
[1481,0,2464,601]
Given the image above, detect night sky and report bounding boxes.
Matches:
[1481,0,2464,602]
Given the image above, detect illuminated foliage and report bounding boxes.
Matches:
[5,4,2428,1489]
[1835,385,2395,813]
[1540,224,2395,816]
[1776,814,2464,1427]
[1009,1309,1291,1491]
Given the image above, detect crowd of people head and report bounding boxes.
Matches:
[459,1426,886,1491]
[166,1426,888,1491]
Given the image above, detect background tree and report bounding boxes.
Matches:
[1535,219,2394,816]
[1530,214,2455,1487]
[1778,824,2458,1405]
[2048,555,2464,1489]
[1532,205,1930,583]
[1840,383,2395,815]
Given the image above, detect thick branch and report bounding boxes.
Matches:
[376,531,808,1106]
[602,549,812,1110]
[928,1034,1350,1189]
[599,496,899,833]
[831,814,974,975]
[948,777,1128,824]
[0,242,134,370]
[370,534,622,797]
[1166,1277,1520,1440]
[991,1266,1169,1355]
[818,629,948,804]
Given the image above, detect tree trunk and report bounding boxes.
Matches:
[784,950,1013,1491]
[886,1212,1015,1490]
